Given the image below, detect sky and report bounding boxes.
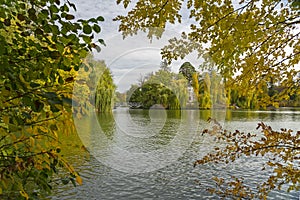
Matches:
[71,0,203,92]
[71,1,299,92]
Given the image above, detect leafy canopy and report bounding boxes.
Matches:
[115,0,300,107]
[0,0,105,198]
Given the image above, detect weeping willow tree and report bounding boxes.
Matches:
[94,62,116,113]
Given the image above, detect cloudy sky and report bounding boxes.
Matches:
[71,0,204,92]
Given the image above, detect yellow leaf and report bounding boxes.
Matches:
[76,176,82,185]
[20,189,29,200]
[3,116,9,124]
[39,126,48,133]
[15,156,22,162]
[29,137,35,146]
[19,74,27,85]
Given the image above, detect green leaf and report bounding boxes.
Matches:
[98,38,106,46]
[74,65,79,71]
[35,28,43,35]
[97,16,104,21]
[61,4,69,12]
[58,76,64,84]
[50,5,59,14]
[32,100,44,112]
[70,178,77,187]
[0,10,6,18]
[50,25,59,35]
[23,96,32,106]
[83,25,92,34]
[28,8,36,21]
[82,35,91,43]
[68,3,77,11]
[50,104,60,112]
[93,24,101,33]
[8,124,21,132]
[56,42,64,53]
[88,18,98,23]
[65,14,75,20]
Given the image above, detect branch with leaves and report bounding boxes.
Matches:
[194,118,300,199]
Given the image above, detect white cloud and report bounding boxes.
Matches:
[71,1,205,92]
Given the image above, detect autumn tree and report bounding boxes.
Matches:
[114,0,300,108]
[72,55,116,115]
[0,0,105,198]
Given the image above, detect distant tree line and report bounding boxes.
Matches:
[124,62,300,110]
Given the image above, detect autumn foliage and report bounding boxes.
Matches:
[194,118,300,199]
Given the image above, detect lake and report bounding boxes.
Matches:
[48,107,300,199]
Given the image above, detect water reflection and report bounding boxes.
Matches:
[223,108,300,123]
[97,112,116,140]
[51,107,300,200]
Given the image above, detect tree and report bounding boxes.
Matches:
[179,62,196,85]
[147,66,188,108]
[159,59,171,72]
[191,72,199,101]
[201,72,212,109]
[95,65,116,113]
[114,0,300,108]
[115,91,127,106]
[127,65,189,109]
[0,0,104,198]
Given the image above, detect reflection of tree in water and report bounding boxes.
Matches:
[97,113,116,140]
[127,109,182,147]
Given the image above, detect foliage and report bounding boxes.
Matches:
[179,62,196,85]
[190,70,227,109]
[94,63,116,113]
[194,119,300,199]
[128,67,188,109]
[0,0,104,198]
[115,91,127,106]
[159,59,171,72]
[128,83,182,110]
[114,0,182,39]
[72,55,116,116]
[115,0,300,108]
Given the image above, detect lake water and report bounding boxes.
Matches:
[48,107,300,200]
